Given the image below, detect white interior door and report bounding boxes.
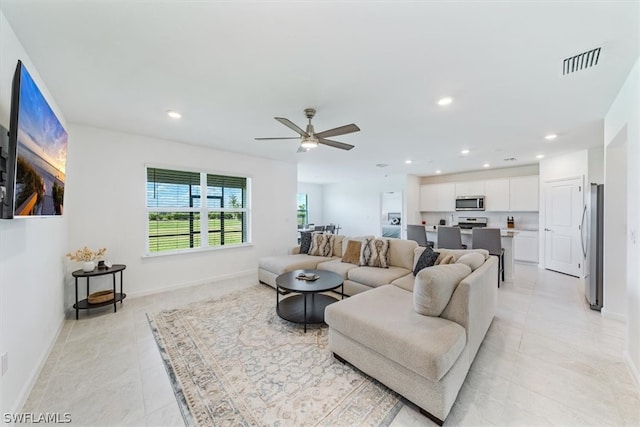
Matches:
[544,178,583,277]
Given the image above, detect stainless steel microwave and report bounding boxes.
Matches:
[455,195,485,211]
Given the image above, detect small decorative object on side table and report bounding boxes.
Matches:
[66,246,107,273]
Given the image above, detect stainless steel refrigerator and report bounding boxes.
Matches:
[582,183,604,310]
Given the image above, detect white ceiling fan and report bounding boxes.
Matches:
[255,108,359,152]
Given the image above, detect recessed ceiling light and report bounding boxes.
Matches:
[405,160,412,164]
[437,97,453,106]
[167,110,182,119]
[536,154,545,159]
[544,134,557,140]
[435,170,442,174]
[483,163,491,168]
[376,163,389,168]
[461,149,470,155]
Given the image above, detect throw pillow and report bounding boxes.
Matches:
[440,254,455,265]
[308,233,333,257]
[413,246,440,276]
[455,252,485,271]
[359,238,390,268]
[413,263,472,316]
[342,240,362,264]
[300,231,313,254]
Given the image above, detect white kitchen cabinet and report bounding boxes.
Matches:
[513,230,539,263]
[455,181,486,197]
[484,179,510,211]
[509,176,539,211]
[420,183,455,211]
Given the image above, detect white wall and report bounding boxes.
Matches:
[420,164,539,185]
[588,145,605,185]
[297,182,323,226]
[65,124,297,300]
[323,174,406,236]
[0,11,69,414]
[604,55,640,387]
[405,174,421,227]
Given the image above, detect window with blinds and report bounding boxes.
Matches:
[146,167,250,254]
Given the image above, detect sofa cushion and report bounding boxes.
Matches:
[342,240,362,264]
[309,233,333,256]
[413,246,440,276]
[259,254,333,275]
[359,238,390,268]
[438,254,455,265]
[388,239,419,270]
[435,248,489,264]
[391,274,416,292]
[317,259,358,278]
[341,236,375,256]
[325,285,466,382]
[455,252,485,271]
[300,231,313,254]
[331,235,345,257]
[348,266,411,288]
[413,264,472,317]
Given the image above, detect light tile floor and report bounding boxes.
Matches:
[21,265,640,426]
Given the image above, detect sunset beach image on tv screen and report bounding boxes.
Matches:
[14,64,67,216]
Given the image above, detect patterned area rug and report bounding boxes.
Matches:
[147,284,402,426]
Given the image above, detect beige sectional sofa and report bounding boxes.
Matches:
[325,248,498,425]
[258,235,418,295]
[258,236,498,425]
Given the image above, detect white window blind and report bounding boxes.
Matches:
[146,167,250,254]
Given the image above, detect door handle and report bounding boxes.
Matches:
[580,204,588,258]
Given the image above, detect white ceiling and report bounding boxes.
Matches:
[1,1,638,183]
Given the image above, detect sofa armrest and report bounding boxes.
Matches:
[440,256,498,362]
[290,246,301,255]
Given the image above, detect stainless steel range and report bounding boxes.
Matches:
[457,217,488,229]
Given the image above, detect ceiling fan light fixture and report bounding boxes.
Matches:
[300,135,319,149]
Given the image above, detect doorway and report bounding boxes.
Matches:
[544,177,583,277]
[381,191,403,239]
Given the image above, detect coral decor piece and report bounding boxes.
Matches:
[65,247,106,262]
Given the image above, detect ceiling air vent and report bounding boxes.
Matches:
[563,47,601,76]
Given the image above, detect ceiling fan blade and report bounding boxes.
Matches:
[314,123,360,139]
[274,117,309,137]
[318,138,355,151]
[296,146,309,153]
[254,137,300,140]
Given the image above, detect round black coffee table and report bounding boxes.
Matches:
[275,269,344,332]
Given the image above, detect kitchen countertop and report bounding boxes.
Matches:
[424,225,539,237]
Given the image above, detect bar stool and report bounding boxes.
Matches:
[437,226,467,249]
[406,225,434,248]
[472,228,504,287]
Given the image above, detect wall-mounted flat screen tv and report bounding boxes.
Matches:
[10,60,68,217]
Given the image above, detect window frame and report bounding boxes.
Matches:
[145,164,252,256]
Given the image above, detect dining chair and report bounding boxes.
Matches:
[314,225,326,232]
[437,226,467,249]
[325,224,336,234]
[472,228,504,287]
[406,224,434,248]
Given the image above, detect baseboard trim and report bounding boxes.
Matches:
[601,307,626,322]
[624,351,640,393]
[126,269,257,299]
[13,317,66,414]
